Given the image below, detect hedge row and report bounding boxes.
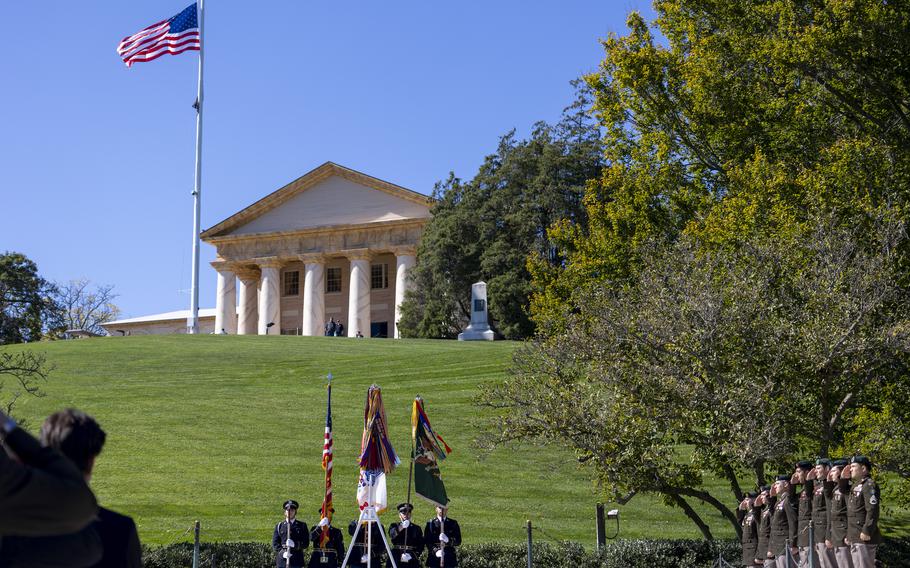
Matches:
[142,538,910,568]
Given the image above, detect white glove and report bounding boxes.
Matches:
[287,539,295,548]
[318,517,329,528]
[401,553,412,562]
[439,533,449,543]
[401,519,410,528]
[283,550,292,559]
[435,550,444,558]
[361,554,369,563]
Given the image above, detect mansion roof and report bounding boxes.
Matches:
[201,162,432,242]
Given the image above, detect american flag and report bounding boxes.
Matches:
[318,379,334,547]
[117,4,200,67]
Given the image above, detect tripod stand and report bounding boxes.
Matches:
[340,507,398,568]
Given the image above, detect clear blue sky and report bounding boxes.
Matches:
[1,1,654,320]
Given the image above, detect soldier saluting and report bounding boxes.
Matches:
[792,461,815,567]
[769,475,798,567]
[827,459,852,568]
[756,486,775,568]
[388,502,424,568]
[846,456,880,568]
[809,458,836,568]
[738,491,760,567]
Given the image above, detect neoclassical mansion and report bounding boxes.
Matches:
[103,163,432,338]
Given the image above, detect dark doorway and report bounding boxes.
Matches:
[370,321,388,338]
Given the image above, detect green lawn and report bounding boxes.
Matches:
[3,336,907,547]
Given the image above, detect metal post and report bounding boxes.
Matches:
[192,520,200,568]
[786,539,795,568]
[186,0,205,334]
[526,520,532,568]
[808,525,815,568]
[595,503,606,550]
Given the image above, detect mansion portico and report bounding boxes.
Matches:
[201,162,431,338]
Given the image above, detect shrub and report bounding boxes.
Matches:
[141,538,910,568]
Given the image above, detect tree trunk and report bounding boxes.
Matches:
[669,493,714,540]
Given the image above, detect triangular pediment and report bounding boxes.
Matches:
[201,162,432,240]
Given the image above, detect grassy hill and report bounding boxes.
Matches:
[3,336,907,547]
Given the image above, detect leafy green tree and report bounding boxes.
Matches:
[0,252,60,344]
[531,0,910,331]
[485,216,910,539]
[399,85,603,339]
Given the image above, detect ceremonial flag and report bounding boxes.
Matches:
[117,4,201,67]
[356,386,399,512]
[318,379,334,547]
[412,396,452,507]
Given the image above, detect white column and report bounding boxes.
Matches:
[258,260,282,335]
[346,252,371,337]
[301,255,325,337]
[213,264,237,334]
[393,249,417,339]
[237,270,259,335]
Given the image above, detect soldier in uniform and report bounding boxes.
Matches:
[809,459,837,568]
[273,500,309,568]
[348,519,386,567]
[309,512,345,568]
[827,459,852,568]
[738,491,760,567]
[846,456,880,568]
[424,505,461,568]
[756,486,775,568]
[792,460,816,567]
[388,502,424,568]
[769,475,798,568]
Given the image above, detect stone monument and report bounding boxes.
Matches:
[458,281,496,341]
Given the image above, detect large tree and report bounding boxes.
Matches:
[54,279,120,336]
[0,252,60,344]
[485,216,910,539]
[398,85,603,339]
[531,0,910,332]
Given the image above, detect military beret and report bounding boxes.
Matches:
[746,491,758,499]
[397,502,414,513]
[831,459,848,467]
[815,458,831,467]
[850,455,873,469]
[796,460,813,470]
[775,475,790,482]
[283,500,299,510]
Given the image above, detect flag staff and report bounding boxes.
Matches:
[187,0,205,334]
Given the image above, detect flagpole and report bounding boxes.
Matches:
[187,0,205,334]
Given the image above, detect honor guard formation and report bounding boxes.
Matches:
[273,501,460,568]
[738,457,880,568]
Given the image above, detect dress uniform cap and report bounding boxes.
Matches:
[831,459,848,467]
[850,455,872,469]
[396,502,414,513]
[760,485,771,492]
[796,460,813,470]
[283,500,299,510]
[815,458,831,467]
[746,491,758,498]
[775,475,790,482]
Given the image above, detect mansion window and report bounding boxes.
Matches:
[326,267,342,293]
[371,263,389,290]
[283,271,299,296]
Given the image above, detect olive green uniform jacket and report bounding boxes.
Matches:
[846,476,881,545]
[769,494,797,557]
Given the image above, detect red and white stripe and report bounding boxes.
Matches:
[117,20,199,67]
